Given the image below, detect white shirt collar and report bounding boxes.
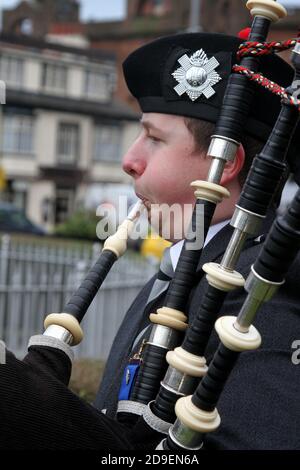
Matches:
[169,219,230,271]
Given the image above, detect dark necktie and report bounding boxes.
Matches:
[145,246,174,305]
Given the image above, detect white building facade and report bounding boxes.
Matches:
[0,33,138,232]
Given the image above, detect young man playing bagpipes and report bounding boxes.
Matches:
[94,30,300,450]
[0,0,300,450]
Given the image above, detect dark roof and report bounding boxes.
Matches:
[0,32,115,62]
[6,89,139,121]
[88,28,179,42]
[86,18,181,42]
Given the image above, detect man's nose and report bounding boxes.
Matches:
[122,147,146,178]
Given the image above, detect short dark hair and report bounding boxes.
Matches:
[184,117,289,206]
[184,117,266,188]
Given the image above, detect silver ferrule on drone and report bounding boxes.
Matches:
[234,265,285,332]
[169,419,203,450]
[218,205,265,272]
[43,324,73,345]
[161,366,200,396]
[220,229,248,272]
[207,135,239,184]
[231,205,265,236]
[148,324,182,350]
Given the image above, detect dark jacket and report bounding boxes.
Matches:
[1,211,298,450]
[95,211,300,450]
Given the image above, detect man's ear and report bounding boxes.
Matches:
[220,144,245,186]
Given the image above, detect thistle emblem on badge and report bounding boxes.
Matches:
[172,49,221,101]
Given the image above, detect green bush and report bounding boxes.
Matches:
[54,210,103,241]
[69,358,105,403]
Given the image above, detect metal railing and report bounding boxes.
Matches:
[0,235,156,359]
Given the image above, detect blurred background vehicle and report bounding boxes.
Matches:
[0,202,45,235]
[140,235,172,264]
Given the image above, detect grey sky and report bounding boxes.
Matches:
[80,0,127,21]
[0,0,127,21]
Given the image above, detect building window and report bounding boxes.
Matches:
[0,55,24,88]
[93,124,121,163]
[42,63,67,93]
[20,18,33,35]
[153,0,169,15]
[55,188,74,224]
[57,123,79,165]
[2,114,34,154]
[84,70,111,101]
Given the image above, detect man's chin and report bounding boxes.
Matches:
[143,201,194,242]
[147,212,182,243]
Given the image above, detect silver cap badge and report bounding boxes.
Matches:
[172,49,221,102]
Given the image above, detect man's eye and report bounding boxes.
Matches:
[148,134,160,142]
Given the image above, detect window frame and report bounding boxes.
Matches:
[41,62,68,94]
[1,112,35,156]
[84,68,113,102]
[0,54,24,88]
[92,123,122,164]
[56,121,80,165]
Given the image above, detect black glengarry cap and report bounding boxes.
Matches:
[123,32,300,180]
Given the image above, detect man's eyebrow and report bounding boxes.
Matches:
[140,119,163,134]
